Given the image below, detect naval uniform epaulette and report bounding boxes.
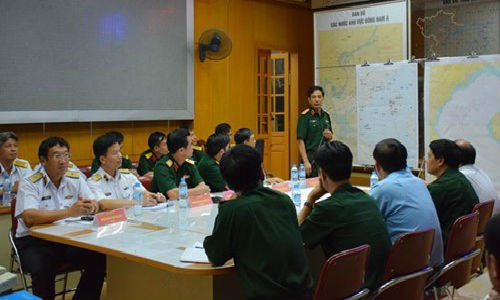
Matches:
[193,146,202,151]
[14,160,29,168]
[91,173,102,181]
[29,172,43,183]
[65,171,80,179]
[118,168,130,174]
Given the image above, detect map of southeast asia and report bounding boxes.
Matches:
[424,55,500,192]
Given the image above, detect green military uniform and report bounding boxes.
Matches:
[196,155,226,192]
[427,168,479,248]
[300,183,391,290]
[150,153,204,197]
[204,187,313,300]
[297,107,332,177]
[191,145,207,165]
[137,149,163,176]
[90,155,135,175]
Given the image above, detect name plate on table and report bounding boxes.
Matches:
[94,208,127,226]
[188,194,213,208]
[306,177,319,187]
[271,182,291,193]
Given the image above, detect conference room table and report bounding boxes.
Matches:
[30,185,370,299]
[29,186,323,300]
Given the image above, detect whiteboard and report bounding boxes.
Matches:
[0,0,194,123]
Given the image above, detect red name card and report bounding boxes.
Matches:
[306,177,320,188]
[271,182,291,192]
[188,193,213,208]
[94,208,127,226]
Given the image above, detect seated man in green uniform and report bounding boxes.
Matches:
[181,125,207,164]
[90,131,136,176]
[137,132,168,176]
[150,128,210,199]
[204,145,313,300]
[298,140,391,290]
[197,133,230,192]
[297,86,333,178]
[426,139,479,249]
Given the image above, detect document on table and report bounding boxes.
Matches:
[180,242,210,263]
[142,202,168,210]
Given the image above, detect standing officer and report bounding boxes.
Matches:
[297,86,333,177]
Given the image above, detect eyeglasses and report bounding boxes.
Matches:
[50,153,71,161]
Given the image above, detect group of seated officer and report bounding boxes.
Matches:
[1,125,498,300]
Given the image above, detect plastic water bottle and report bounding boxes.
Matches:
[290,164,298,182]
[132,182,143,217]
[291,180,301,207]
[299,163,306,188]
[3,175,12,207]
[178,178,188,208]
[370,170,378,189]
[166,200,178,228]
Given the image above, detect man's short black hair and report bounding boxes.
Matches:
[148,132,167,150]
[234,128,253,145]
[455,139,476,165]
[220,145,261,193]
[315,140,352,181]
[215,123,231,135]
[373,138,407,173]
[206,134,230,158]
[485,214,500,261]
[180,125,193,133]
[429,139,461,169]
[105,131,124,144]
[167,128,190,154]
[38,137,70,160]
[0,132,18,147]
[93,134,119,165]
[307,85,325,98]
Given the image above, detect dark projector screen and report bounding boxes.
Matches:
[0,0,194,123]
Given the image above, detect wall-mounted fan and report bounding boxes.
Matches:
[198,29,232,62]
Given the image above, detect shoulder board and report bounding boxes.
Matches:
[65,171,80,179]
[166,160,173,167]
[118,168,130,174]
[145,152,153,159]
[123,154,129,159]
[193,146,202,151]
[14,159,29,168]
[68,162,75,168]
[185,159,195,165]
[28,172,43,183]
[91,173,102,181]
[301,108,310,115]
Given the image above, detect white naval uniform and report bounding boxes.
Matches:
[0,158,32,189]
[15,167,93,238]
[86,167,145,201]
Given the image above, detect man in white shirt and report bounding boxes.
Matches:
[15,136,105,300]
[87,133,165,211]
[456,139,500,215]
[0,131,32,194]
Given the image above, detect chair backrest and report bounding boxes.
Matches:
[472,200,494,235]
[432,212,479,289]
[444,212,479,263]
[373,229,434,300]
[139,176,153,191]
[382,229,435,282]
[314,244,370,300]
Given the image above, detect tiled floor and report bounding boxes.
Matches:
[455,272,492,300]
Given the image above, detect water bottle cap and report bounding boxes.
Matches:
[292,164,297,168]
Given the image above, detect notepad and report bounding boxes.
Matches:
[180,246,210,263]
